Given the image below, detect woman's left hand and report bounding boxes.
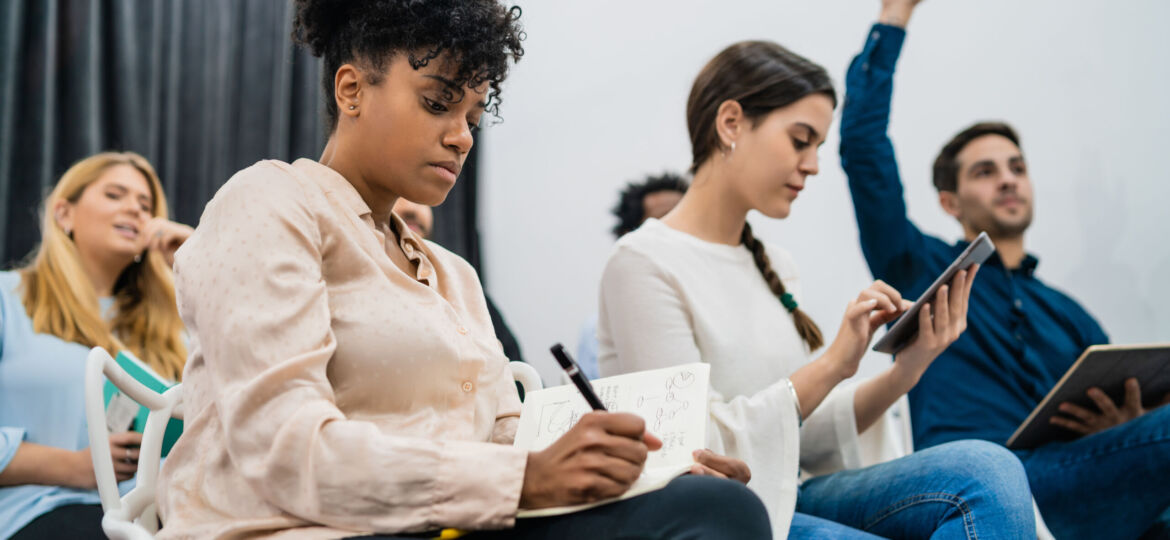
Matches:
[689,449,751,485]
[890,265,979,389]
[141,217,194,268]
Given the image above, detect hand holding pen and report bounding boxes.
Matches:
[516,344,663,509]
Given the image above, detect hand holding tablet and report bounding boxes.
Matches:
[872,232,995,354]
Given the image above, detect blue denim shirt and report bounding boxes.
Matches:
[839,24,1109,449]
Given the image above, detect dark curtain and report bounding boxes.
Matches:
[0,0,480,272]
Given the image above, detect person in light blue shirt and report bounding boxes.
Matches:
[0,151,192,539]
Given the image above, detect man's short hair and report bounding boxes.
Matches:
[611,173,689,238]
[932,122,1022,192]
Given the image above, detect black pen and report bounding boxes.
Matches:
[550,343,607,411]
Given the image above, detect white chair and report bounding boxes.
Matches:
[85,353,542,539]
[84,346,183,540]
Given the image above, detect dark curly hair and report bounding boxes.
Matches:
[611,173,689,239]
[292,0,525,130]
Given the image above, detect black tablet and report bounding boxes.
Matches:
[871,231,995,354]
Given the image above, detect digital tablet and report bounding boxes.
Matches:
[871,231,995,354]
[1006,343,1170,449]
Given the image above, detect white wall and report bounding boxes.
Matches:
[478,0,1170,383]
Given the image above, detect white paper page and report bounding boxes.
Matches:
[514,363,710,472]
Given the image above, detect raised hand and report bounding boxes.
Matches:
[879,0,924,28]
[520,412,662,509]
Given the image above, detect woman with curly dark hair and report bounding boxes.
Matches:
[155,1,770,538]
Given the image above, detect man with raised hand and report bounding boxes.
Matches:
[839,1,1170,537]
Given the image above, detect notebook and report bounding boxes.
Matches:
[513,362,710,517]
[102,351,184,457]
[1006,343,1170,449]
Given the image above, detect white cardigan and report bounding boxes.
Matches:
[598,219,909,538]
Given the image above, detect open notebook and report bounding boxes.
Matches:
[513,362,710,518]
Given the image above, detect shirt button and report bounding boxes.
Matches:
[457,326,468,335]
[1014,333,1023,341]
[872,31,880,40]
[461,381,474,392]
[1014,299,1023,309]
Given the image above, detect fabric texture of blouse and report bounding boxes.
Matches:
[157,159,526,539]
[597,218,905,539]
[0,271,134,538]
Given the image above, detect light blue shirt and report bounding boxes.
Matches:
[576,313,601,380]
[0,271,130,537]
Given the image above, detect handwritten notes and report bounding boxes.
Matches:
[514,363,710,491]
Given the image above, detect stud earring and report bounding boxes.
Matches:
[348,105,357,110]
[134,253,142,263]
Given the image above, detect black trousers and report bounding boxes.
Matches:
[11,504,106,540]
[349,475,772,540]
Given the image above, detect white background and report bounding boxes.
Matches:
[476,0,1170,383]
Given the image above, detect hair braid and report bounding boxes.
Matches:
[741,223,824,351]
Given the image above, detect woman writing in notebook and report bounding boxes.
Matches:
[597,36,1036,540]
[0,151,192,539]
[155,1,769,538]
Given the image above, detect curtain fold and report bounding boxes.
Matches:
[0,0,481,272]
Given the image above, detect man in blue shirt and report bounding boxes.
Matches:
[839,1,1170,538]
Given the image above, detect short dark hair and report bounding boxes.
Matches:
[611,173,689,238]
[292,0,525,131]
[932,122,1022,192]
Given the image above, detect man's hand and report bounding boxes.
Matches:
[689,449,751,485]
[879,0,923,28]
[519,412,662,509]
[1050,378,1148,436]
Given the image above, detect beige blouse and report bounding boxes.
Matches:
[157,159,527,539]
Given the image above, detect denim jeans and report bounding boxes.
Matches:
[794,440,1034,539]
[1014,404,1170,540]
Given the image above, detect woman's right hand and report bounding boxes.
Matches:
[825,280,911,380]
[519,412,661,509]
[69,431,142,489]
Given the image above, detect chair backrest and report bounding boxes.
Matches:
[509,361,543,398]
[84,347,183,540]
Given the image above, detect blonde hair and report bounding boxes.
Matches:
[18,152,187,380]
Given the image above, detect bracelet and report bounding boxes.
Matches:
[785,379,804,427]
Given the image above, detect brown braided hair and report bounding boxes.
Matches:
[740,222,824,351]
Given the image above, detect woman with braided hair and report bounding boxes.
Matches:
[598,40,1035,539]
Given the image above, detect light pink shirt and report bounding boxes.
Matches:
[157,159,526,539]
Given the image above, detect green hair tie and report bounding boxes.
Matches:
[780,292,798,313]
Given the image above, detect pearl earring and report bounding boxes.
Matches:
[348,105,356,110]
[134,253,142,263]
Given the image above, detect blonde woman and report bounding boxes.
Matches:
[0,151,191,539]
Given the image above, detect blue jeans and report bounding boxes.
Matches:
[794,440,1034,539]
[1014,404,1170,540]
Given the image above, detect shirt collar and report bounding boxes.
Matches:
[955,239,1040,276]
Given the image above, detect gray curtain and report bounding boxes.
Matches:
[0,0,481,272]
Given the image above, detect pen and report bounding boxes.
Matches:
[550,343,607,411]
